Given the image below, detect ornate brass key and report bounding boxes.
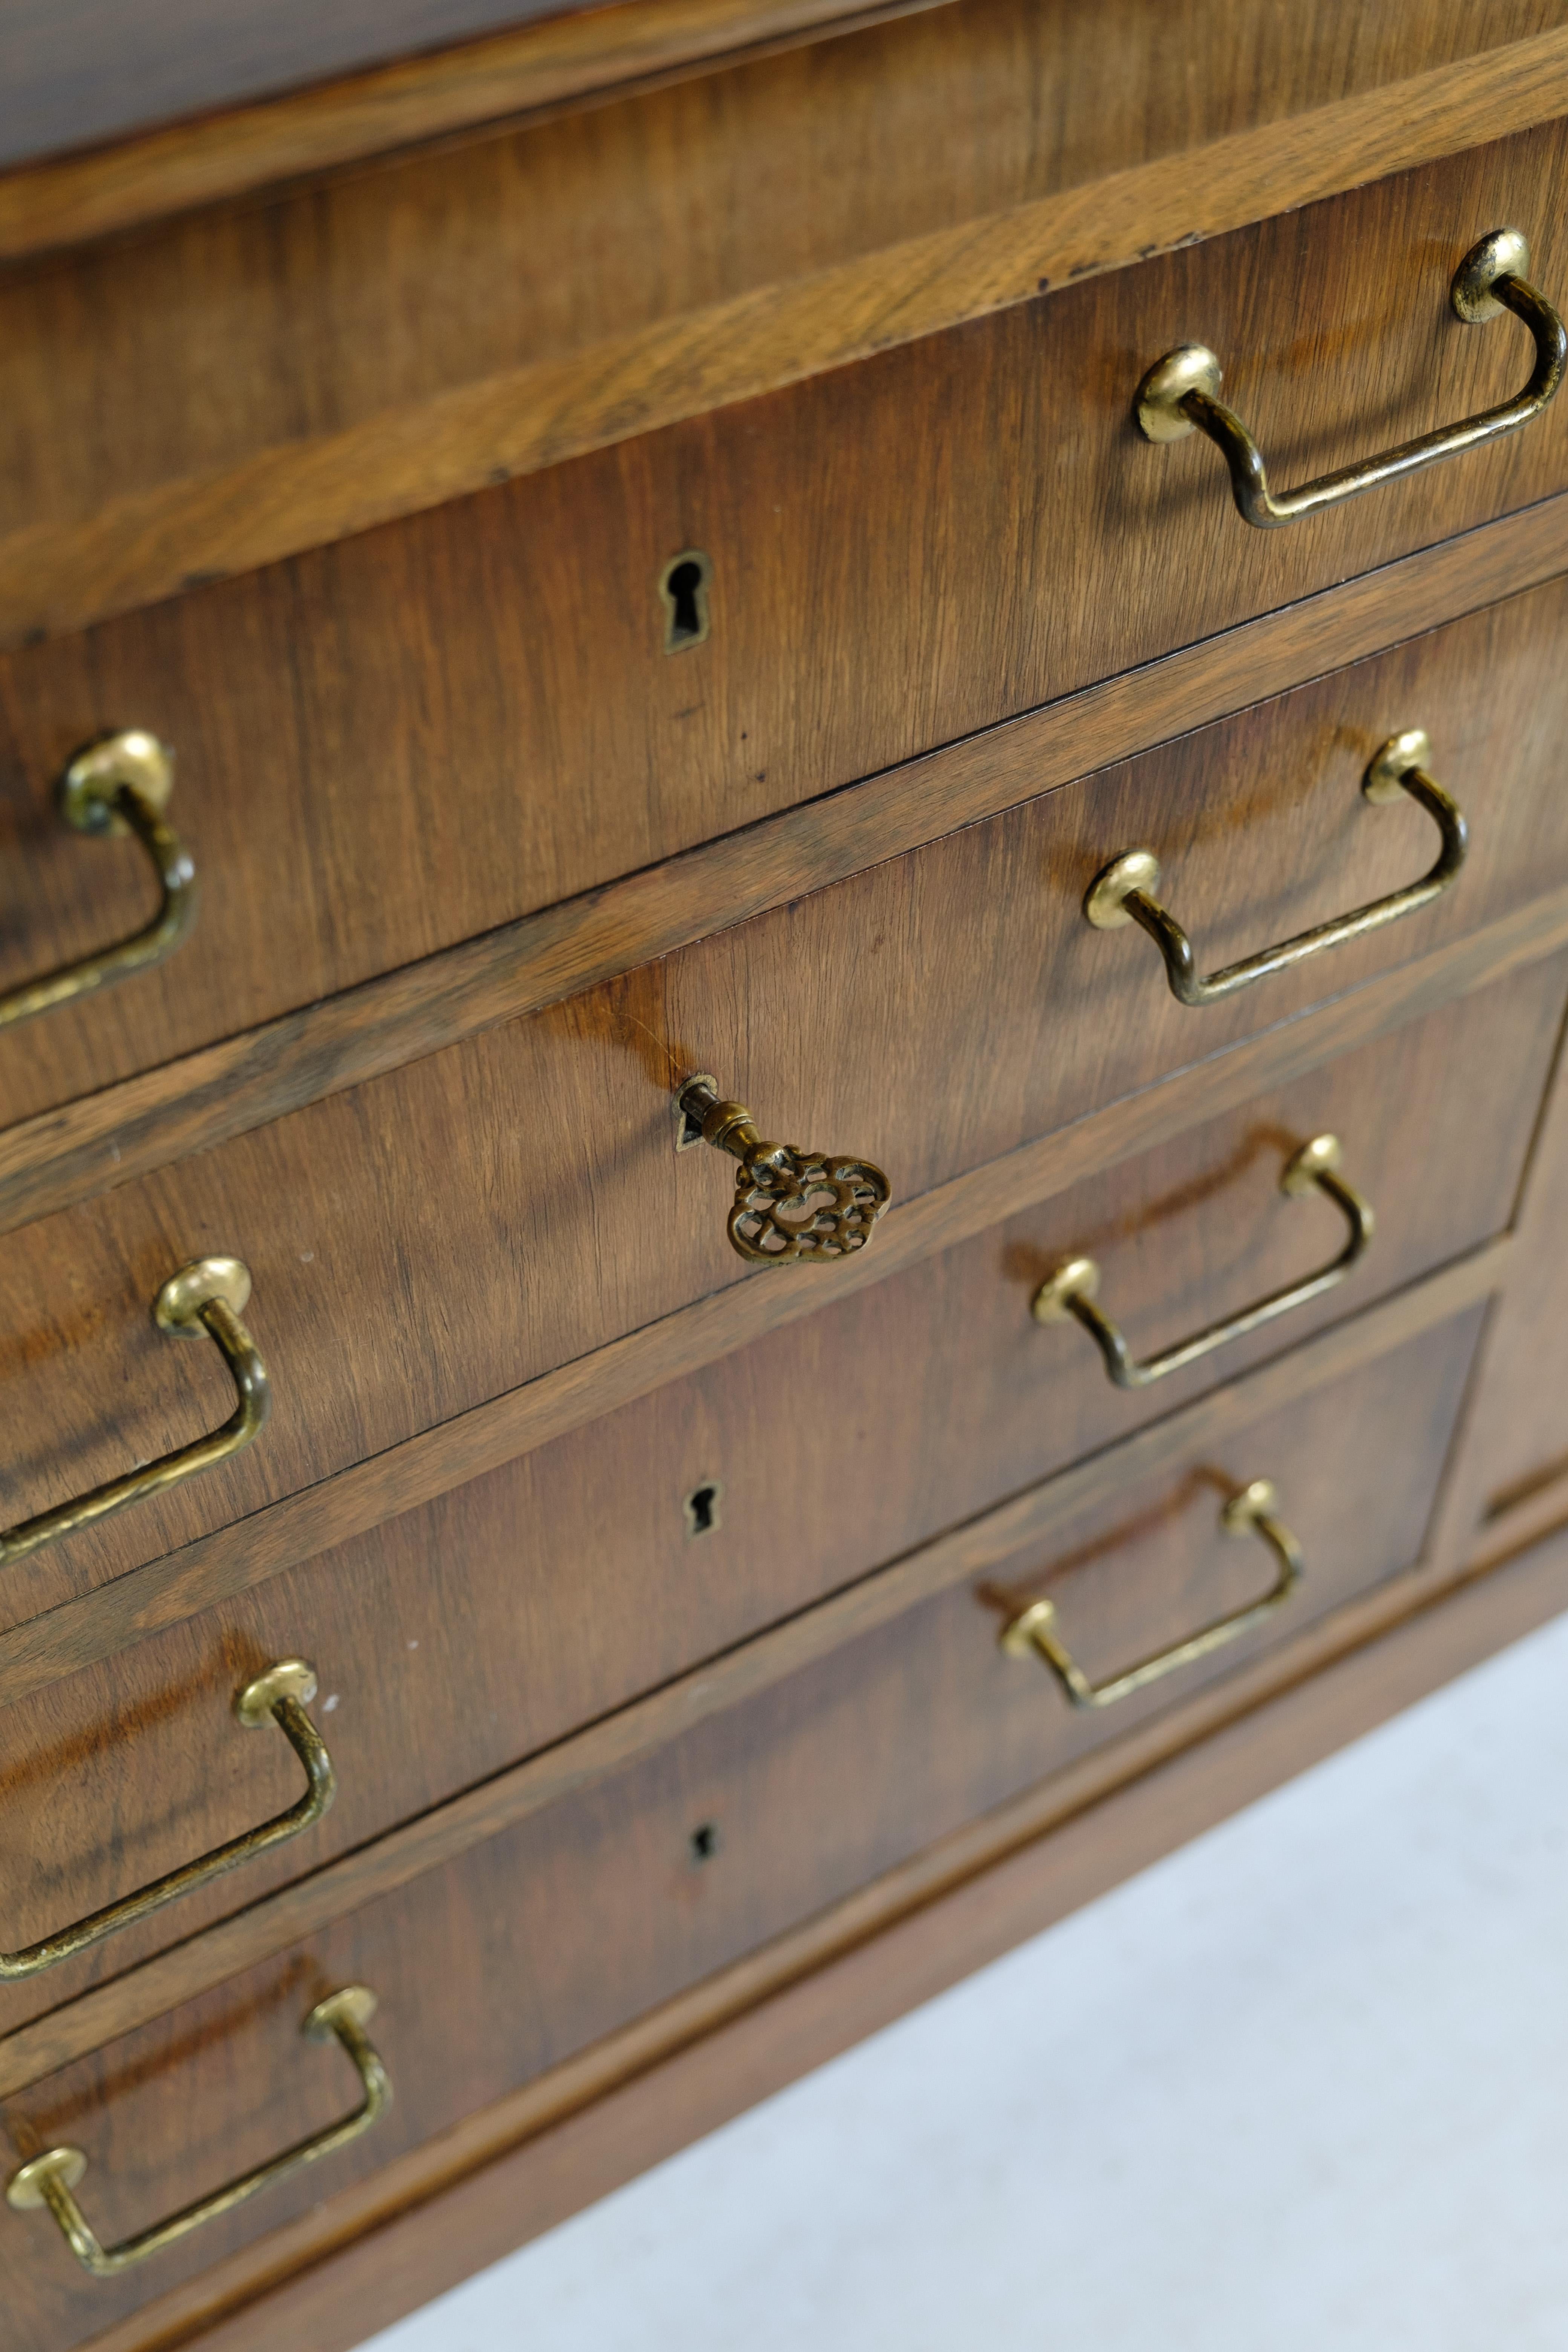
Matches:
[677,1077,891,1265]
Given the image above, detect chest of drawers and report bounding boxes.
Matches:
[8,5,1568,2346]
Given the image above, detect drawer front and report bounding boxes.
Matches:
[3,120,1568,1121]
[0,1312,1479,2344]
[0,581,1565,1613]
[0,963,1552,2028]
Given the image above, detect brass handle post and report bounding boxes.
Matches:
[677,1075,891,1264]
[1085,731,1465,1007]
[1135,230,1566,527]
[0,1256,270,1570]
[6,1986,389,2275]
[0,1661,333,1981]
[1000,1479,1303,1708]
[1033,1134,1373,1388]
[1,732,196,1031]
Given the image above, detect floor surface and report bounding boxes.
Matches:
[358,1608,1568,2351]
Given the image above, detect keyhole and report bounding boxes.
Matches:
[674,1073,717,1153]
[684,1479,723,1536]
[689,1821,721,1864]
[660,549,712,652]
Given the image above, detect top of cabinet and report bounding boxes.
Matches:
[0,0,601,172]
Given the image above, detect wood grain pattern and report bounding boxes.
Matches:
[0,1321,1478,2349]
[0,0,946,229]
[5,15,1568,645]
[96,1507,1568,2352]
[1424,975,1568,1572]
[3,17,1560,2347]
[2,879,1562,1721]
[6,487,1568,1211]
[0,0,600,172]
[0,1252,1508,2096]
[9,129,1568,1139]
[0,0,939,179]
[0,969,1549,2038]
[11,128,1568,1139]
[1466,1096,1568,1544]
[3,577,1568,1634]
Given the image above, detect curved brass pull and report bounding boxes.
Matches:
[6,1985,389,2275]
[1000,1478,1302,1708]
[0,1256,270,1570]
[1135,230,1566,527]
[1,732,196,1031]
[1033,1134,1373,1389]
[1085,730,1465,1007]
[677,1075,891,1264]
[0,1661,332,1981]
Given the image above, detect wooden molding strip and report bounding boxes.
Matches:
[0,0,947,265]
[2,899,1561,1721]
[8,489,1568,1242]
[0,1235,1511,2101]
[92,1509,1568,2352]
[1466,1457,1568,1573]
[5,31,1568,649]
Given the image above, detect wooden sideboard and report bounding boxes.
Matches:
[6,4,1568,2345]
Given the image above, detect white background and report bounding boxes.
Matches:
[360,1609,1568,2352]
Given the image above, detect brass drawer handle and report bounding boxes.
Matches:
[0,1660,332,1981]
[6,1985,389,2275]
[677,1076,891,1264]
[0,1256,270,1570]
[1135,230,1566,527]
[1000,1478,1302,1708]
[1,732,196,1032]
[1033,1133,1373,1389]
[1085,730,1465,1006]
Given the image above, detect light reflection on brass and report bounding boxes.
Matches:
[1135,230,1566,525]
[1033,1134,1373,1387]
[5,1987,390,2275]
[1084,730,1465,1006]
[1000,1478,1303,1708]
[677,1075,891,1264]
[0,1257,270,1570]
[0,731,197,1031]
[0,1661,334,1980]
